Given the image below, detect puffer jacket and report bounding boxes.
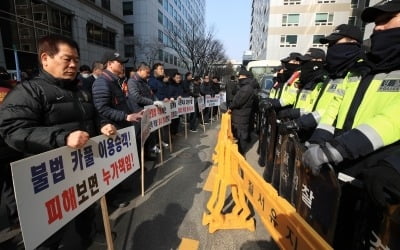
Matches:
[92,69,135,128]
[230,78,256,125]
[0,70,98,155]
[127,73,154,109]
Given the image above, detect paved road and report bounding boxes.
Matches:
[95,121,279,250]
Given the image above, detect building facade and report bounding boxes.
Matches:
[122,0,205,71]
[0,0,124,75]
[249,0,369,61]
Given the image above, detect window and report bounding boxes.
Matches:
[282,14,299,26]
[123,2,133,15]
[124,23,134,36]
[312,35,325,47]
[348,16,356,26]
[87,22,115,49]
[317,0,335,3]
[158,49,163,61]
[158,10,163,24]
[158,30,163,42]
[125,45,135,57]
[315,13,333,25]
[280,35,297,47]
[163,0,168,11]
[351,0,358,8]
[283,0,301,5]
[102,0,110,11]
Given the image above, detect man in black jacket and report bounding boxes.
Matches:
[92,52,143,131]
[0,34,116,250]
[228,69,256,154]
[127,62,163,155]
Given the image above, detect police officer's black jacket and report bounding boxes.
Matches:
[0,70,98,155]
[230,77,256,125]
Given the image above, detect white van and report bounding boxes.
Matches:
[246,60,281,82]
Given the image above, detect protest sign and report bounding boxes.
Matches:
[177,97,195,115]
[197,96,205,111]
[169,101,179,119]
[140,109,151,147]
[11,127,140,249]
[143,104,171,132]
[205,95,220,107]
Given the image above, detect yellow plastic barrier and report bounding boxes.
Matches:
[202,114,255,233]
[203,113,332,249]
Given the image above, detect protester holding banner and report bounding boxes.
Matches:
[182,72,193,97]
[127,62,163,156]
[200,75,213,123]
[228,69,256,155]
[0,66,22,248]
[92,52,143,131]
[0,34,119,250]
[149,63,169,102]
[189,76,202,132]
[168,72,184,135]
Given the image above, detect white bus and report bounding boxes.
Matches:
[246,60,281,82]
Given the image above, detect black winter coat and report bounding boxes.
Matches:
[127,73,154,110]
[230,78,256,125]
[0,70,97,154]
[92,69,134,129]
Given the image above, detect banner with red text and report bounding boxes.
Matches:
[144,104,172,132]
[177,97,195,115]
[11,126,140,250]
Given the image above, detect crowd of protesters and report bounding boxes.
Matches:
[0,33,227,249]
[2,1,400,249]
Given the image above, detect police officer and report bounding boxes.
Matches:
[302,0,400,181]
[282,24,364,134]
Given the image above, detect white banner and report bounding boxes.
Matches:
[169,101,179,119]
[205,95,221,107]
[11,127,140,250]
[143,104,171,132]
[140,109,151,147]
[219,92,226,103]
[197,96,205,111]
[177,97,195,115]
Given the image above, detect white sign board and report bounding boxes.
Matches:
[197,96,205,111]
[169,101,179,119]
[11,127,140,250]
[177,97,195,115]
[205,95,220,107]
[143,104,171,132]
[219,92,226,103]
[140,109,151,147]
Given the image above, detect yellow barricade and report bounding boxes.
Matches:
[203,113,332,249]
[202,113,255,233]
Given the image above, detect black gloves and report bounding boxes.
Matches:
[277,108,301,120]
[259,101,273,112]
[362,164,400,208]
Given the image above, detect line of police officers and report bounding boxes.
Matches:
[258,1,400,248]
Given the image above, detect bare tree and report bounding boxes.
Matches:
[165,20,226,76]
[125,37,165,67]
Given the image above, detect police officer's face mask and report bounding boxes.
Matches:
[368,27,400,72]
[326,43,362,77]
[299,61,325,86]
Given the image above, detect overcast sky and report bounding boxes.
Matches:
[205,0,251,62]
